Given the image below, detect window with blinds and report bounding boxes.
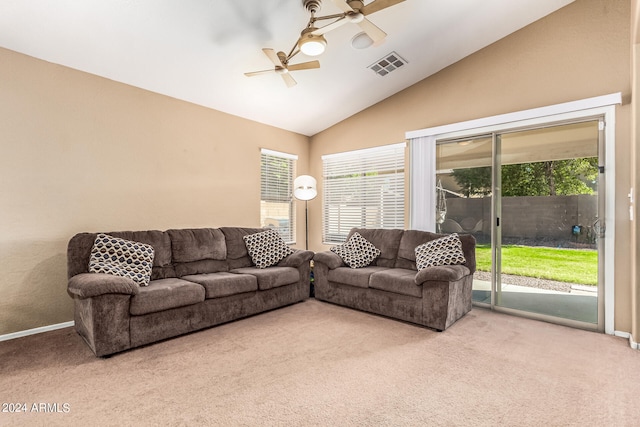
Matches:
[260,149,297,243]
[322,143,406,244]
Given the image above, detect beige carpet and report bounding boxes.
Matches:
[1,300,639,426]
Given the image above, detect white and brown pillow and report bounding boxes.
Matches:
[89,233,155,286]
[331,232,381,269]
[243,229,294,269]
[415,233,466,271]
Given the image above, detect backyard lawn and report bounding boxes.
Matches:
[474,244,598,285]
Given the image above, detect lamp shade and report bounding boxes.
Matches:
[293,175,317,201]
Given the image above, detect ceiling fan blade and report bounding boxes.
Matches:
[361,0,405,15]
[282,73,297,88]
[358,17,386,43]
[287,60,320,72]
[262,48,283,66]
[244,69,276,77]
[312,16,349,35]
[331,0,354,13]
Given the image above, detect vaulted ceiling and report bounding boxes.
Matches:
[0,0,574,136]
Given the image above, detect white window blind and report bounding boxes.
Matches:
[260,149,297,243]
[322,143,406,244]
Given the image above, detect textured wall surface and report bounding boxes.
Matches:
[0,48,310,335]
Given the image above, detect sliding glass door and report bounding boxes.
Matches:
[435,120,603,329]
[436,136,493,304]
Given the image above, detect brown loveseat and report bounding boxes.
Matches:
[313,228,476,331]
[67,227,313,357]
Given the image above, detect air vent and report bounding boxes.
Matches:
[368,52,408,77]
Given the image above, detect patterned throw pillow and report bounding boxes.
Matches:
[415,233,466,271]
[89,233,155,286]
[243,229,294,269]
[331,232,381,269]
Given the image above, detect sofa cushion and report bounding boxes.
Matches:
[348,228,404,268]
[230,266,299,290]
[68,231,175,280]
[370,268,422,298]
[167,228,227,263]
[331,232,381,268]
[89,234,155,287]
[182,272,258,299]
[327,266,390,289]
[174,260,230,277]
[109,231,175,280]
[395,230,445,270]
[415,233,466,270]
[129,278,205,315]
[220,227,266,269]
[243,229,293,269]
[396,230,476,273]
[168,228,229,277]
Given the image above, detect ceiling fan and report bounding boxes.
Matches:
[244,0,404,87]
[309,0,406,46]
[244,48,320,88]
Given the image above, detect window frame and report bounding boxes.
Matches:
[260,148,297,244]
[321,142,406,244]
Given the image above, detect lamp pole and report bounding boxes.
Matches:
[304,200,310,250]
[293,175,317,250]
[293,175,317,298]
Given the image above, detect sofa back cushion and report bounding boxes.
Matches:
[347,228,404,268]
[167,228,229,276]
[67,230,175,280]
[395,230,476,273]
[220,227,266,269]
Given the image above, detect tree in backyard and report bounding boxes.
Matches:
[450,166,492,197]
[451,157,598,197]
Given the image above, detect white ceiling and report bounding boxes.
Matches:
[0,0,574,136]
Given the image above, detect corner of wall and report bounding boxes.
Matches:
[631,0,640,347]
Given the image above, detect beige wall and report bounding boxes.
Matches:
[309,0,633,331]
[0,47,310,335]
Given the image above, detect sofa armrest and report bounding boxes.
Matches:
[68,273,140,299]
[313,251,345,270]
[278,249,314,268]
[415,265,471,285]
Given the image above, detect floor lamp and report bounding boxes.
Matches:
[293,175,317,250]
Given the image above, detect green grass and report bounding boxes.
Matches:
[475,244,597,286]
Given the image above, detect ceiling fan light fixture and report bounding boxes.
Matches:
[299,30,327,56]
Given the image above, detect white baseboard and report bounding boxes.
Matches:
[0,321,75,343]
[614,330,639,350]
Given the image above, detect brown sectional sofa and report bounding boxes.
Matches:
[67,227,313,357]
[313,228,476,331]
